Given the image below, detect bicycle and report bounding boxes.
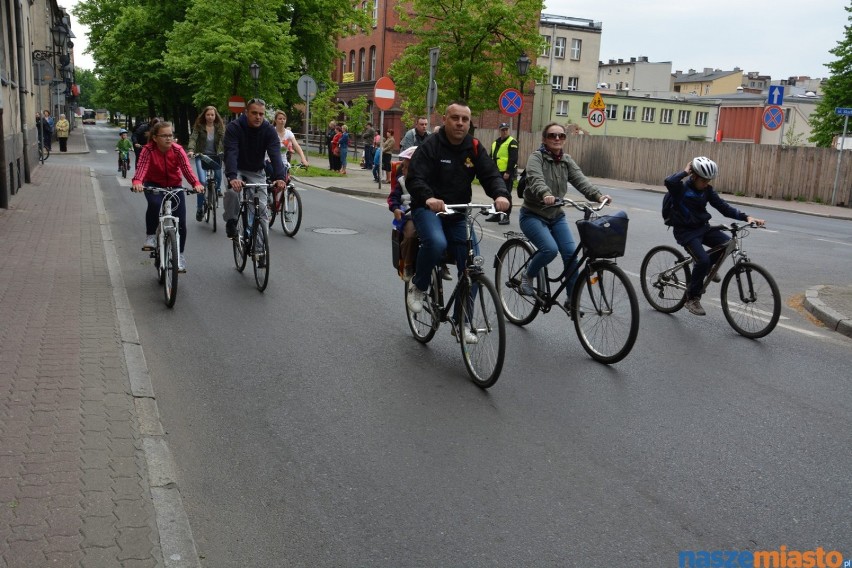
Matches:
[494,198,639,365]
[38,141,50,164]
[137,186,195,308]
[197,153,221,232]
[404,203,506,389]
[268,163,305,237]
[639,222,780,338]
[232,182,270,292]
[118,150,130,178]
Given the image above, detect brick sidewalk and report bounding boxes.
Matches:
[0,164,163,567]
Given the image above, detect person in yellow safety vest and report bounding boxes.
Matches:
[486,122,519,225]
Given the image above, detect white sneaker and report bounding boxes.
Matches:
[178,254,186,272]
[452,326,479,344]
[142,235,156,251]
[406,282,427,313]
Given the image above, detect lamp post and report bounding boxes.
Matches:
[250,62,260,98]
[516,53,531,141]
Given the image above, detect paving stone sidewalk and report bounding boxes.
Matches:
[0,163,163,567]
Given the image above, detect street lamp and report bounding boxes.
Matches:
[516,52,531,141]
[250,61,260,98]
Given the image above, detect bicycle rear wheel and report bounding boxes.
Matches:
[269,191,278,227]
[405,271,440,343]
[232,211,248,272]
[572,262,638,364]
[163,228,179,308]
[253,221,270,292]
[494,238,540,326]
[281,186,303,237]
[121,159,128,178]
[459,274,506,389]
[640,245,690,313]
[721,262,780,339]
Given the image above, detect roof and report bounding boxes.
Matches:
[673,69,741,83]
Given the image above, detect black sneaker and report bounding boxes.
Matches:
[484,213,500,223]
[226,219,237,238]
[195,208,204,222]
[498,214,510,225]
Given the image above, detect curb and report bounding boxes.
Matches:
[292,175,388,199]
[803,285,852,339]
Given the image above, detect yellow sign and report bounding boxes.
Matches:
[590,91,606,110]
[342,72,355,83]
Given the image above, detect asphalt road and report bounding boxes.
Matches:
[82,124,852,567]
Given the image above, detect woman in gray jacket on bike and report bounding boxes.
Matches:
[518,122,610,295]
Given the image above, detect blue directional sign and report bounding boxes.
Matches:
[835,107,852,116]
[499,88,523,116]
[768,85,785,106]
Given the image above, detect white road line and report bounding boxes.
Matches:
[816,238,851,246]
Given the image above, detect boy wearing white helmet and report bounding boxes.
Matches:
[664,157,764,316]
[116,129,133,172]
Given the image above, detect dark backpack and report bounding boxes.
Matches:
[662,192,675,226]
[516,169,528,199]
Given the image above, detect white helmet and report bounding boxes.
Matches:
[691,156,718,180]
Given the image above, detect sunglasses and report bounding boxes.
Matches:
[546,132,567,140]
[247,98,267,107]
[156,134,174,139]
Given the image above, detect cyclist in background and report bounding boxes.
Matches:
[188,106,225,221]
[404,100,510,313]
[131,122,203,272]
[223,98,286,238]
[664,156,764,316]
[116,129,133,172]
[516,122,610,297]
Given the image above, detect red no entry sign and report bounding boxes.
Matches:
[374,77,396,111]
[228,96,246,114]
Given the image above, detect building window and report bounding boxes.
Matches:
[623,106,636,121]
[369,46,376,80]
[341,57,346,74]
[582,102,589,117]
[554,37,566,59]
[359,48,366,81]
[566,77,579,91]
[349,50,356,74]
[606,105,618,120]
[695,111,708,127]
[541,35,551,57]
[661,108,673,124]
[678,110,691,125]
[642,107,656,122]
[556,100,569,116]
[373,0,378,26]
[551,75,563,90]
[571,38,581,60]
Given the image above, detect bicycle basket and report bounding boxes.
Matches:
[576,210,629,258]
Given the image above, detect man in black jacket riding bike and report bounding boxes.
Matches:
[405,100,511,313]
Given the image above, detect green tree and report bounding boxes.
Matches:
[390,0,545,121]
[343,95,370,154]
[73,68,100,109]
[809,1,852,147]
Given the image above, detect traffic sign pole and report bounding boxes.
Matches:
[832,114,849,206]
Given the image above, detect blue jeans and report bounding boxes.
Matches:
[411,208,476,292]
[682,229,730,299]
[145,188,187,253]
[340,147,348,170]
[194,155,222,209]
[519,208,580,293]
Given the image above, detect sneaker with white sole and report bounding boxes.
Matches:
[451,326,479,344]
[142,235,156,251]
[406,282,427,313]
[684,297,706,316]
[178,254,186,273]
[518,273,536,296]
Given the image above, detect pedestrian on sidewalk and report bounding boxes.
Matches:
[485,122,518,225]
[132,121,203,272]
[362,122,376,170]
[326,120,337,170]
[55,114,71,152]
[382,129,395,184]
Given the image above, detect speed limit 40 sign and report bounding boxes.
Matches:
[588,108,605,128]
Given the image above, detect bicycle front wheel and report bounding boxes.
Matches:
[405,271,440,343]
[253,221,270,292]
[640,245,690,313]
[163,228,179,308]
[721,262,780,339]
[121,160,127,178]
[572,262,639,364]
[269,191,278,227]
[232,212,248,272]
[281,187,303,237]
[494,239,540,326]
[459,274,506,389]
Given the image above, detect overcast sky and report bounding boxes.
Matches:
[65,0,847,80]
[545,0,846,79]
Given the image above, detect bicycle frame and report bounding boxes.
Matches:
[150,188,186,271]
[669,224,749,297]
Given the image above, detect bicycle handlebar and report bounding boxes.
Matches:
[550,197,610,212]
[136,186,201,194]
[197,153,222,170]
[440,203,500,215]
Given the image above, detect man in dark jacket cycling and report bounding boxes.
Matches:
[405,100,510,314]
[664,156,764,316]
